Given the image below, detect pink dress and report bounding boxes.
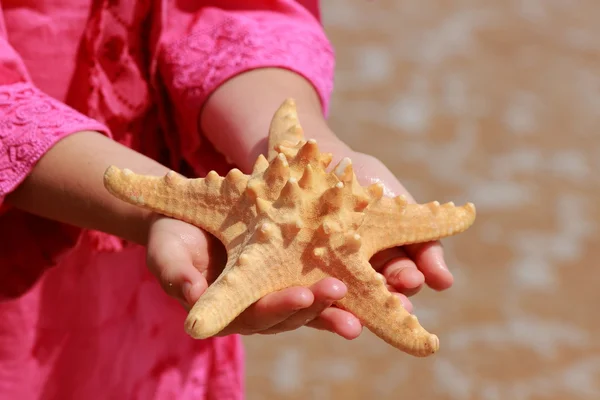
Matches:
[0,1,333,398]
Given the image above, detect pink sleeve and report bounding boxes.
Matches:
[0,11,113,295]
[156,0,334,169]
[0,28,109,205]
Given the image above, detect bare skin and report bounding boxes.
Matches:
[5,68,452,340]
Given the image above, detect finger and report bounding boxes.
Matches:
[405,241,453,291]
[348,154,454,291]
[305,307,363,340]
[395,292,413,313]
[306,292,413,339]
[218,286,314,336]
[378,290,414,314]
[182,280,208,307]
[146,241,207,306]
[370,247,405,271]
[261,278,346,334]
[371,246,425,296]
[380,258,425,297]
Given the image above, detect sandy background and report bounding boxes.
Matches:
[243,1,600,399]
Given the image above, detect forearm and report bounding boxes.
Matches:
[199,68,351,172]
[200,68,408,196]
[4,131,170,245]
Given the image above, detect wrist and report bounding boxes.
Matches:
[128,210,158,246]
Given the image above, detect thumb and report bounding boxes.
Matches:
[146,238,208,308]
[348,152,415,200]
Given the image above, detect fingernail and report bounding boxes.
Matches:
[397,294,413,312]
[293,297,311,311]
[399,296,409,309]
[293,301,311,311]
[433,246,448,270]
[438,260,449,271]
[433,253,448,271]
[182,282,193,304]
[331,281,347,296]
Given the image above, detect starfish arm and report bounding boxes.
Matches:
[266,99,333,168]
[184,262,259,339]
[102,99,477,357]
[358,197,476,258]
[332,254,439,357]
[103,166,249,242]
[184,243,300,338]
[267,99,304,160]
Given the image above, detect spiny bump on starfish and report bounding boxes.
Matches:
[102,97,476,357]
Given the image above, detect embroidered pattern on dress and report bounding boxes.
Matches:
[0,83,108,198]
[160,16,335,111]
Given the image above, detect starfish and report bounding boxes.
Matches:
[103,99,476,357]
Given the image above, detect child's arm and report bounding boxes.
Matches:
[0,28,167,245]
[5,130,169,245]
[200,68,343,173]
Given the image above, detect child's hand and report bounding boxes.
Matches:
[190,69,452,340]
[301,150,453,336]
[347,151,453,293]
[145,214,360,339]
[145,149,451,341]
